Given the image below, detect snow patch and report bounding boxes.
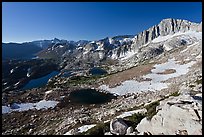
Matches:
[27,68,31,77]
[144,58,195,82]
[64,124,96,135]
[116,108,147,118]
[60,96,65,99]
[99,58,196,95]
[32,56,39,59]
[96,45,104,51]
[77,46,83,50]
[45,90,53,94]
[14,81,20,86]
[78,124,97,133]
[152,31,202,43]
[27,73,31,77]
[2,100,59,114]
[2,106,11,114]
[109,38,114,44]
[10,69,14,74]
[100,80,167,96]
[120,50,135,60]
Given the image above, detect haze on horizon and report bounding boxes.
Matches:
[2,2,202,43]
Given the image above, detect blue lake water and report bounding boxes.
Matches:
[61,71,72,77]
[22,71,59,90]
[89,67,107,75]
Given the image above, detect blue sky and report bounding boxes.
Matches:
[2,2,202,43]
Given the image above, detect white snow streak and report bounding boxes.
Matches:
[14,81,20,86]
[45,90,53,94]
[120,51,135,60]
[64,124,96,135]
[78,124,97,133]
[10,69,14,74]
[116,108,147,118]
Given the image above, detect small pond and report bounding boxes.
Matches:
[69,89,116,104]
[89,67,107,76]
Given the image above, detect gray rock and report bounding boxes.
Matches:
[175,129,188,135]
[126,126,134,135]
[110,118,129,135]
[136,92,202,135]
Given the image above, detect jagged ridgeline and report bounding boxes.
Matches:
[3,19,202,62]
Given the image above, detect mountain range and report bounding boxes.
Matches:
[2,18,202,62]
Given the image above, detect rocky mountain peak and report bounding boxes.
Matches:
[130,18,201,50]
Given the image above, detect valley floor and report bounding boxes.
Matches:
[2,41,202,135]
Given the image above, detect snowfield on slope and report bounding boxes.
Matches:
[2,100,59,114]
[99,58,196,95]
[152,31,202,43]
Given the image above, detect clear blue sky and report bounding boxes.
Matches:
[2,2,202,43]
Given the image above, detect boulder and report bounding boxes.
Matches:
[110,118,128,135]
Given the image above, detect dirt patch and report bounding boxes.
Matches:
[134,77,152,82]
[156,69,176,75]
[102,63,155,88]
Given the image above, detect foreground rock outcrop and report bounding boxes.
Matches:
[136,89,202,135]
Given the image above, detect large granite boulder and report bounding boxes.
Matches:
[110,118,128,135]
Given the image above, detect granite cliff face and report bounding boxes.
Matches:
[110,18,202,60]
[134,18,201,44]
